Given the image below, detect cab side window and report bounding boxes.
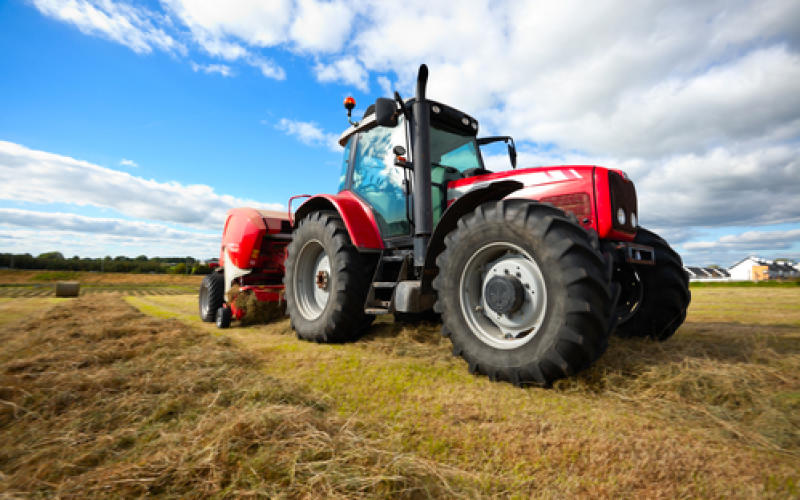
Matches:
[351,121,409,238]
[337,138,351,192]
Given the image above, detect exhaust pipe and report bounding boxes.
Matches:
[411,64,432,268]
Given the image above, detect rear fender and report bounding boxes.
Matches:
[294,191,384,249]
[422,180,522,289]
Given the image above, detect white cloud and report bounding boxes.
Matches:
[515,45,800,158]
[289,0,354,53]
[275,118,340,151]
[377,75,393,97]
[634,145,800,228]
[119,158,138,167]
[31,0,186,55]
[160,0,289,79]
[684,229,800,251]
[336,0,800,161]
[0,140,282,230]
[0,227,218,259]
[190,61,233,77]
[314,57,369,92]
[0,208,217,242]
[160,0,293,48]
[246,55,286,80]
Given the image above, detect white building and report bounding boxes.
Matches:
[684,266,731,282]
[728,256,800,281]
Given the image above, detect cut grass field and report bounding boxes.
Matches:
[0,269,204,285]
[1,287,798,497]
[0,270,202,297]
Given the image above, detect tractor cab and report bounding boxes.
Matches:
[337,100,474,239]
[336,97,516,243]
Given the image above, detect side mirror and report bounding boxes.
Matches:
[508,142,517,168]
[477,136,518,169]
[374,97,398,127]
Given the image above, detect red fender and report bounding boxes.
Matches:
[293,190,384,249]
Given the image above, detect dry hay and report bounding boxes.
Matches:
[54,281,80,297]
[0,295,477,498]
[228,288,286,326]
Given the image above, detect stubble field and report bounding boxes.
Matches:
[0,277,798,498]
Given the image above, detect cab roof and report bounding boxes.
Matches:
[337,98,479,147]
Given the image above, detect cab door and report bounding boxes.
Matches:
[348,119,411,239]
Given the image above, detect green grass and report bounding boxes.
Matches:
[691,280,800,287]
[29,270,80,281]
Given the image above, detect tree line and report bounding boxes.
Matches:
[0,252,213,275]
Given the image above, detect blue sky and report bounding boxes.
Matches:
[1,0,799,266]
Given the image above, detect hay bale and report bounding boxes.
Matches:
[55,281,80,297]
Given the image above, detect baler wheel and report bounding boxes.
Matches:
[199,272,224,322]
[215,306,232,328]
[285,210,373,342]
[433,200,612,386]
[614,228,690,341]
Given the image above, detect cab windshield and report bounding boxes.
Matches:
[430,127,481,173]
[430,127,481,222]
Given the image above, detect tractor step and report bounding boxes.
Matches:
[364,251,411,315]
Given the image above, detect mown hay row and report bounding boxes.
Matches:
[0,295,480,498]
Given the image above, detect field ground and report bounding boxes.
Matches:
[0,269,203,285]
[0,270,202,297]
[0,287,798,497]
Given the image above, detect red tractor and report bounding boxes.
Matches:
[199,65,690,386]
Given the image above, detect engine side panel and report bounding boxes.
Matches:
[447,165,636,241]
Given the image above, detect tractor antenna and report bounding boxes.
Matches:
[344,96,358,126]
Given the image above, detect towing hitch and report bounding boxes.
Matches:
[616,243,655,265]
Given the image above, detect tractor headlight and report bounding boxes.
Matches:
[616,208,626,226]
[608,170,638,233]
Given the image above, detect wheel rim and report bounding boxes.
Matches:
[294,239,331,321]
[459,242,547,350]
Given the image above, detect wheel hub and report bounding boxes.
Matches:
[460,243,548,350]
[316,270,329,291]
[484,275,524,314]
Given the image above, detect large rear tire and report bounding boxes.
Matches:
[285,211,373,342]
[433,201,612,386]
[199,272,224,322]
[615,228,690,341]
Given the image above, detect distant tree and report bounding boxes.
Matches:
[38,251,64,260]
[191,264,211,275]
[167,263,187,274]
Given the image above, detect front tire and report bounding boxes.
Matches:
[199,272,224,322]
[615,228,690,341]
[285,211,373,342]
[433,201,612,386]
